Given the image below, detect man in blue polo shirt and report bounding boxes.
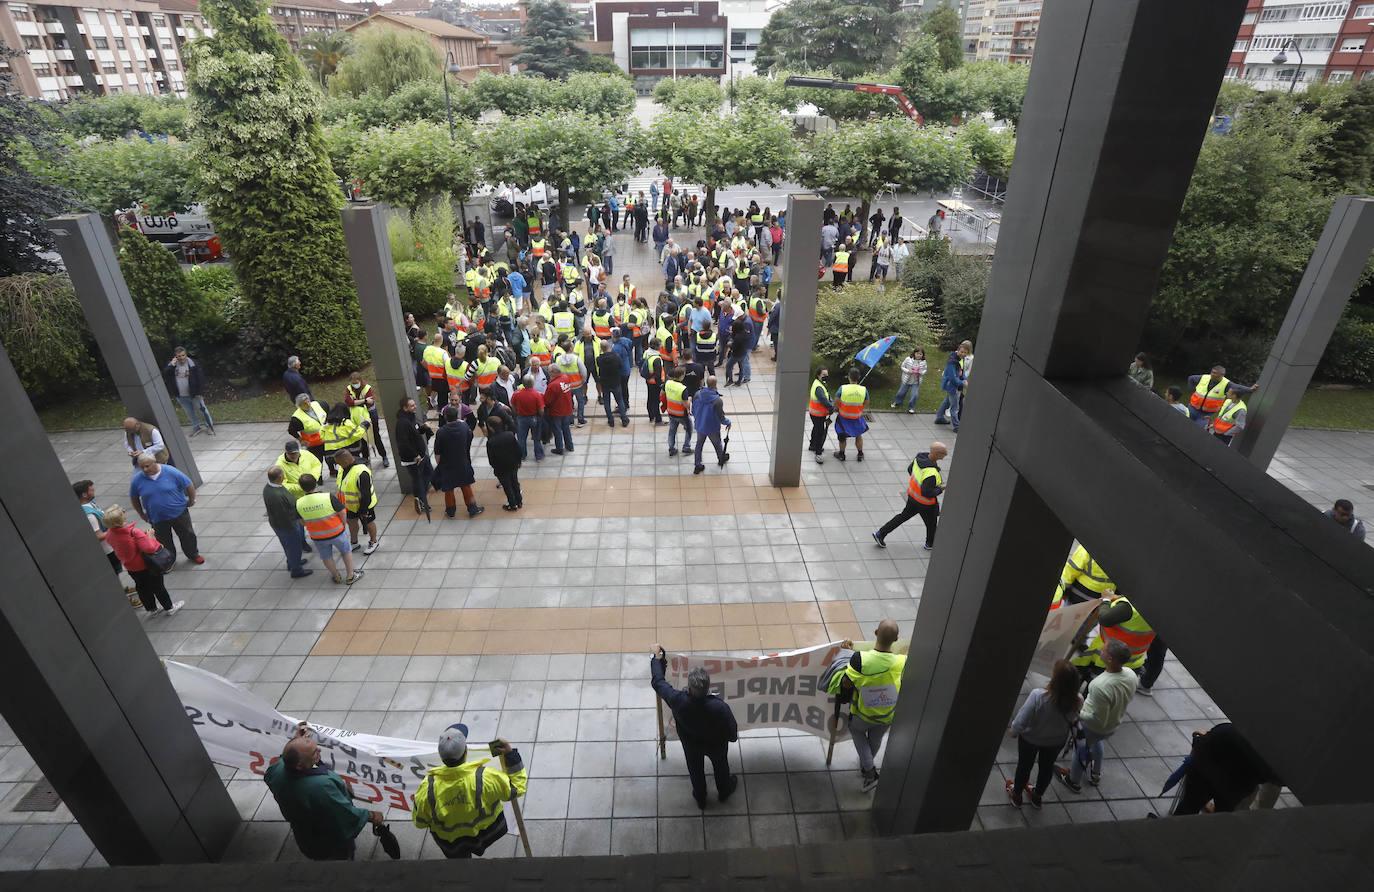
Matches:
[129,452,204,566]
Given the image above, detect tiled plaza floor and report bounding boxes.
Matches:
[5,229,1368,869]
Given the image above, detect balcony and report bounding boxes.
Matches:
[55,49,74,60]
[64,75,84,86]
[44,22,64,34]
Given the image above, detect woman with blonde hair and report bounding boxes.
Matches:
[102,505,182,616]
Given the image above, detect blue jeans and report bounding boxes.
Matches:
[667,414,692,452]
[603,386,628,423]
[574,386,588,423]
[893,379,921,410]
[935,390,961,428]
[551,414,573,452]
[694,430,724,467]
[176,394,213,431]
[748,325,762,351]
[1069,727,1109,784]
[272,522,306,573]
[603,254,614,275]
[516,414,543,460]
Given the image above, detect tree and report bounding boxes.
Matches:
[647,104,799,228]
[798,118,974,245]
[513,0,589,80]
[117,227,223,353]
[475,112,641,229]
[956,118,1015,180]
[43,137,197,216]
[349,121,480,215]
[329,28,438,98]
[298,29,352,89]
[577,54,628,77]
[186,0,366,376]
[920,3,964,71]
[471,71,559,116]
[560,71,636,118]
[727,76,797,111]
[0,43,70,276]
[0,273,96,399]
[60,92,149,140]
[811,282,941,377]
[652,77,725,113]
[754,0,908,78]
[895,40,1028,124]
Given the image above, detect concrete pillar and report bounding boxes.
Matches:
[46,213,201,486]
[769,194,823,487]
[871,0,1252,835]
[340,203,419,493]
[1234,196,1374,470]
[0,341,239,864]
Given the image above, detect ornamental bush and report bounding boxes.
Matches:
[0,273,97,400]
[810,282,942,381]
[393,261,452,318]
[185,0,367,377]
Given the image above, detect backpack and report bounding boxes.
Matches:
[639,353,661,382]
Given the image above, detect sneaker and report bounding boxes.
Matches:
[363,540,380,555]
[621,418,629,427]
[856,451,864,462]
[872,532,886,548]
[934,417,950,425]
[290,569,314,578]
[1006,780,1022,808]
[344,570,365,585]
[815,454,823,464]
[124,585,138,595]
[1137,684,1153,697]
[889,403,898,409]
[350,541,360,550]
[128,595,143,609]
[576,420,587,427]
[551,449,564,455]
[668,449,678,457]
[382,459,390,469]
[907,409,915,415]
[190,556,205,565]
[693,465,705,475]
[833,451,845,462]
[1089,773,1101,787]
[1056,768,1081,793]
[861,770,880,793]
[719,775,738,802]
[166,600,185,615]
[502,504,518,511]
[923,543,934,551]
[190,428,202,438]
[145,607,161,616]
[1027,787,1043,810]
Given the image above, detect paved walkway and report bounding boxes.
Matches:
[4,229,1369,870]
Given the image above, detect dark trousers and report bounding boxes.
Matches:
[680,740,732,804]
[431,378,450,406]
[129,567,172,612]
[496,469,522,508]
[403,457,433,510]
[1140,637,1169,689]
[694,430,724,468]
[272,522,306,573]
[1174,769,1247,816]
[808,414,829,454]
[646,383,662,422]
[619,379,630,415]
[366,407,388,461]
[876,496,939,547]
[152,509,199,561]
[1013,736,1060,799]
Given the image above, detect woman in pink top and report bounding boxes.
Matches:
[102,505,181,615]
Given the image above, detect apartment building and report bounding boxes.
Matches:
[1230,1,1374,90]
[962,0,993,61]
[266,0,365,51]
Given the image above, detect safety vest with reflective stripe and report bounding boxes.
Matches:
[644,353,665,384]
[1060,545,1112,597]
[1189,374,1230,413]
[562,263,579,284]
[629,307,647,337]
[829,649,906,725]
[751,212,764,224]
[555,353,582,389]
[411,758,527,844]
[296,491,345,540]
[291,402,327,447]
[529,339,552,367]
[423,345,448,382]
[612,302,630,325]
[276,451,322,500]
[809,379,831,418]
[473,275,490,302]
[1212,398,1245,434]
[574,337,601,369]
[748,297,768,323]
[1075,597,1155,670]
[553,311,575,337]
[694,330,717,351]
[475,358,500,389]
[337,463,377,513]
[530,238,547,258]
[664,379,687,416]
[464,269,477,292]
[591,311,613,337]
[527,214,542,236]
[321,420,363,453]
[836,383,867,419]
[657,327,677,363]
[443,353,464,390]
[833,250,850,274]
[907,463,943,505]
[619,284,637,303]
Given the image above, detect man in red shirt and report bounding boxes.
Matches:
[510,374,545,462]
[544,363,576,455]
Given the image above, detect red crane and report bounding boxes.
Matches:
[784,75,925,125]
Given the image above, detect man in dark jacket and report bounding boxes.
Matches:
[873,442,947,550]
[485,417,523,510]
[163,347,213,436]
[651,645,739,809]
[1173,722,1281,816]
[395,397,433,516]
[432,406,484,519]
[265,726,384,860]
[596,338,629,427]
[283,355,311,406]
[611,329,635,419]
[691,376,731,474]
[724,314,751,386]
[476,389,516,434]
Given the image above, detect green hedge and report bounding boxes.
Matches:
[1318,313,1374,384]
[394,261,452,317]
[811,282,942,381]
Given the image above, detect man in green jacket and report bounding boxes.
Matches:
[264,727,383,860]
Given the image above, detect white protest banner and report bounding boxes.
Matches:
[1028,601,1099,677]
[660,643,850,742]
[165,661,482,814]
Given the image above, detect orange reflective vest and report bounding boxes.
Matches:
[1212,398,1245,434]
[423,345,447,382]
[296,492,345,540]
[1190,374,1230,413]
[833,250,850,274]
[836,383,866,419]
[555,354,582,389]
[664,380,687,417]
[1099,598,1155,665]
[808,379,831,418]
[591,311,613,338]
[906,463,943,505]
[475,358,500,389]
[291,402,327,447]
[748,297,768,323]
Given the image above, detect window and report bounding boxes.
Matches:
[152,14,165,26]
[94,36,108,49]
[138,59,147,70]
[1340,38,1367,52]
[1234,40,1247,52]
[123,11,133,24]
[115,37,125,49]
[1225,66,1238,78]
[31,62,54,76]
[166,59,178,71]
[1241,12,1257,24]
[161,41,173,50]
[1356,3,1374,15]
[101,62,116,73]
[1328,70,1353,82]
[21,35,41,49]
[123,60,132,71]
[1364,70,1374,79]
[10,4,31,21]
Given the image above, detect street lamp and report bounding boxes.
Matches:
[1272,38,1303,95]
[442,51,461,141]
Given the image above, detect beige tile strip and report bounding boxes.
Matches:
[391,473,813,521]
[311,603,863,658]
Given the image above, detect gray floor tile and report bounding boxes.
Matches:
[561,818,610,856]
[567,777,614,818]
[795,811,843,844]
[703,814,753,850]
[612,776,658,817]
[743,772,793,814]
[749,814,798,848]
[610,817,657,855]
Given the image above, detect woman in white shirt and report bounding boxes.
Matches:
[891,347,927,413]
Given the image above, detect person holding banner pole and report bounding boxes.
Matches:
[651,645,739,809]
[411,723,529,858]
[832,621,906,793]
[264,726,384,861]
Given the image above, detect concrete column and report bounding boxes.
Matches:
[768,194,823,487]
[46,213,201,486]
[872,0,1251,835]
[0,342,239,864]
[1234,196,1374,470]
[340,203,419,493]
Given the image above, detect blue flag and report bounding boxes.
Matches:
[854,335,898,369]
